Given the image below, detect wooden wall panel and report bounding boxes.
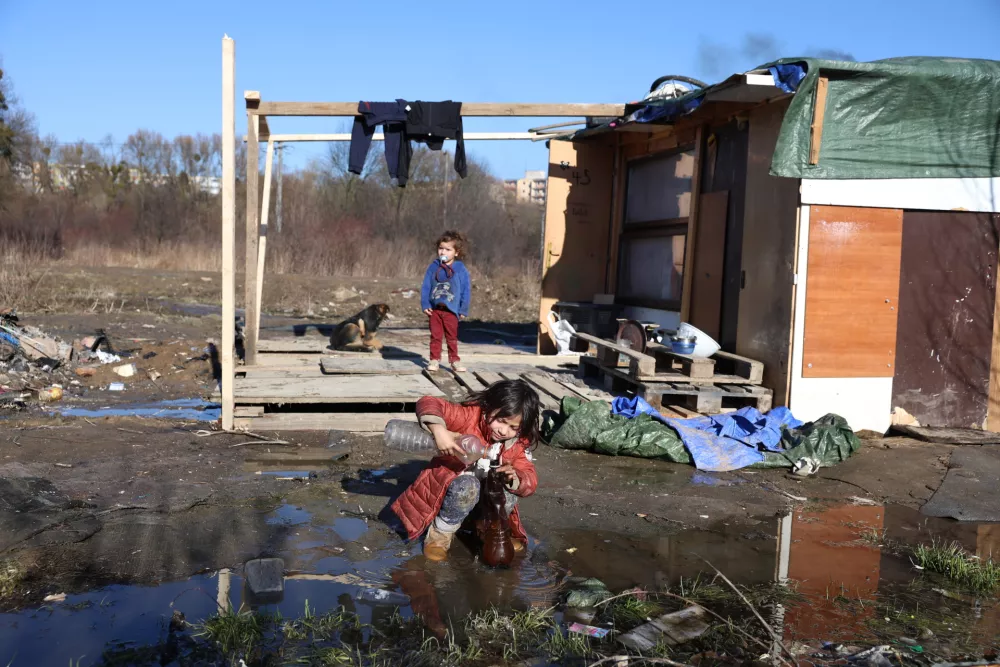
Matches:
[689,190,729,340]
[803,205,903,377]
[892,211,1000,427]
[538,139,615,353]
[701,120,749,351]
[736,100,799,405]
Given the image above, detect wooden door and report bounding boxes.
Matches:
[538,138,615,353]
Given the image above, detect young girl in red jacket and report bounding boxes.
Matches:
[391,379,540,561]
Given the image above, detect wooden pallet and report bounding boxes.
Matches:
[572,332,763,384]
[578,356,772,414]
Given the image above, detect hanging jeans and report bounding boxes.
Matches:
[349,100,411,185]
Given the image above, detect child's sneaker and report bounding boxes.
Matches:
[427,361,440,372]
[452,363,467,373]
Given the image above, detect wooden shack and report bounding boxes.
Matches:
[538,57,1000,432]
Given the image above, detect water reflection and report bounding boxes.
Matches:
[1,502,998,665]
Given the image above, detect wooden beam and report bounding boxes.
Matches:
[252,137,274,351]
[988,246,1000,430]
[242,132,540,142]
[258,115,270,140]
[221,36,236,431]
[808,76,829,165]
[244,111,260,365]
[254,102,626,117]
[680,125,706,322]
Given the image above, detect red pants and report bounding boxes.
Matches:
[429,308,460,362]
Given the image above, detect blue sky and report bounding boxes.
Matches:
[2,0,999,179]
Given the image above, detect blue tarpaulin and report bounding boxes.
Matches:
[611,397,803,472]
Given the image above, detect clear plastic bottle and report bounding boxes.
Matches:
[383,419,436,452]
[458,434,487,465]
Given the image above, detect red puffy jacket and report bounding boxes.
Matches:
[391,396,538,541]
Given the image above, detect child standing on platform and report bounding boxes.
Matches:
[421,230,471,373]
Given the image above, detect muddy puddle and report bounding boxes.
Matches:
[51,398,221,421]
[2,501,998,665]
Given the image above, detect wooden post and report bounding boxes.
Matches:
[220,36,236,431]
[244,99,260,366]
[679,125,706,322]
[275,143,283,233]
[808,77,829,165]
[253,138,274,342]
[987,249,1000,431]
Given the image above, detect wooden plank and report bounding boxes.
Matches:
[808,77,829,165]
[319,358,423,375]
[689,189,729,340]
[238,367,326,379]
[255,102,627,118]
[246,132,540,142]
[229,374,441,404]
[736,99,799,406]
[453,370,488,393]
[572,331,656,377]
[234,406,264,418]
[251,137,274,354]
[538,138,616,353]
[645,342,715,379]
[422,370,467,401]
[803,205,902,377]
[235,412,414,432]
[474,370,505,389]
[498,371,558,411]
[679,125,706,322]
[523,373,579,401]
[244,109,260,365]
[711,350,763,384]
[257,338,330,353]
[221,36,236,431]
[991,225,1000,430]
[895,211,999,428]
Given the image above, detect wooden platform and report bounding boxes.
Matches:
[229,333,600,432]
[229,330,765,433]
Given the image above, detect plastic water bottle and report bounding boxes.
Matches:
[383,419,436,452]
[458,434,487,465]
[383,420,486,464]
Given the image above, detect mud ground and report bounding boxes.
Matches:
[0,265,986,659]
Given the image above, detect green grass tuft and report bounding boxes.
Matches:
[913,540,1000,594]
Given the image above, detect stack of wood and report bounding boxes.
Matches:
[572,332,772,415]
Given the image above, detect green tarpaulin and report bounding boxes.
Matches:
[542,397,860,470]
[769,56,1000,179]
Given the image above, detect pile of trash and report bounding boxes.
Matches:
[0,309,134,409]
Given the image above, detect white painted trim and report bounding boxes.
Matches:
[801,177,1000,214]
[787,204,894,432]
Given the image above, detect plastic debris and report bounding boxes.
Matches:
[114,363,137,377]
[618,605,709,651]
[565,577,611,607]
[568,623,610,638]
[108,382,125,391]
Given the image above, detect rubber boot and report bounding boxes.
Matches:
[423,523,454,562]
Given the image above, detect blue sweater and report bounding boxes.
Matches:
[421,259,471,317]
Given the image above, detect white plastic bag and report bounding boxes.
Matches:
[546,311,577,356]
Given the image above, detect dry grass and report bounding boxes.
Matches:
[0,242,51,310]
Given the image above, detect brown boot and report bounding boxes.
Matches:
[423,524,454,562]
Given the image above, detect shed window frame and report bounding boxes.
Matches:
[616,146,695,311]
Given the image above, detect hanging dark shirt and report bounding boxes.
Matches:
[405,101,468,179]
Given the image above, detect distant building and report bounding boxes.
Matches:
[516,169,547,205]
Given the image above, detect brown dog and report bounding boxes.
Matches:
[330,304,390,352]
